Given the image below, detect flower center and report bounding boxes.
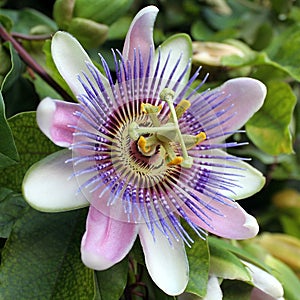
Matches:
[129,88,206,168]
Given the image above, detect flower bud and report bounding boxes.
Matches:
[72,0,133,25]
[272,189,300,209]
[192,41,244,67]
[53,0,75,30]
[68,18,108,49]
[256,233,300,274]
[53,0,132,48]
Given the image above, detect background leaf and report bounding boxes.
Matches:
[185,238,209,297]
[266,24,300,81]
[0,207,95,299]
[0,91,18,168]
[94,259,128,300]
[246,80,296,155]
[0,187,27,238]
[0,111,60,191]
[0,8,57,34]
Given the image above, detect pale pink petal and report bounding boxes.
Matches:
[202,78,266,142]
[22,149,89,211]
[37,97,81,147]
[139,224,189,296]
[81,206,138,270]
[183,191,259,239]
[51,31,107,97]
[122,6,158,64]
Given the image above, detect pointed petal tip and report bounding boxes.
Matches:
[243,213,259,238]
[122,5,159,62]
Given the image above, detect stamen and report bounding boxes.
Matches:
[137,136,157,156]
[160,88,193,168]
[167,156,183,166]
[169,99,191,122]
[128,122,177,141]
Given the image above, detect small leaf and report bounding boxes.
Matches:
[209,240,251,281]
[1,41,24,92]
[0,207,95,299]
[0,112,60,191]
[266,24,300,81]
[0,187,27,238]
[185,238,209,297]
[208,237,270,272]
[94,259,128,300]
[0,91,19,168]
[246,80,296,155]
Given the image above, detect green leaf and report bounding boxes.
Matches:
[0,187,27,238]
[280,215,300,239]
[208,237,270,272]
[0,112,60,191]
[209,240,251,281]
[265,255,300,300]
[0,207,95,299]
[185,239,209,297]
[222,280,252,300]
[0,41,23,93]
[246,80,296,155]
[266,24,300,81]
[0,91,19,168]
[0,8,57,34]
[94,259,128,300]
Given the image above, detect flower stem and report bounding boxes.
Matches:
[0,26,73,102]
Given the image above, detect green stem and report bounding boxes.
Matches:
[0,26,73,101]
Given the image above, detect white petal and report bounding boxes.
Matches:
[204,276,223,300]
[242,261,284,299]
[139,224,189,296]
[51,31,107,97]
[22,149,89,211]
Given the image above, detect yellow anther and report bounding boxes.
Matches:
[195,132,206,145]
[138,136,150,153]
[167,156,183,166]
[141,103,162,114]
[175,99,191,119]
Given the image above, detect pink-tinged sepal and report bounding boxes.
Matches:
[37,97,82,147]
[81,206,138,270]
[202,77,266,142]
[184,192,259,239]
[122,6,158,65]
